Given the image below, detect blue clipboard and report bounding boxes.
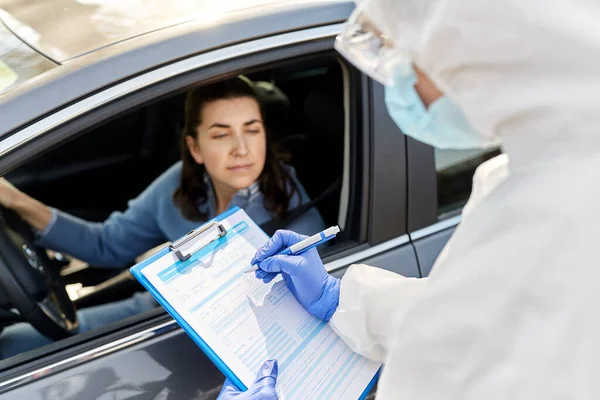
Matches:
[130,206,379,399]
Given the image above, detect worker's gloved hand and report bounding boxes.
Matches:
[217,359,278,399]
[251,230,340,321]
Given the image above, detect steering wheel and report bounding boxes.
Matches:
[0,206,77,340]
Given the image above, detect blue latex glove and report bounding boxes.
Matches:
[217,359,278,399]
[251,230,340,321]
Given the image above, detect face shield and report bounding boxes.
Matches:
[334,4,411,86]
[335,1,501,150]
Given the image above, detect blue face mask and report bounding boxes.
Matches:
[384,65,499,150]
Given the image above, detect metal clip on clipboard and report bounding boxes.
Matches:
[170,221,227,262]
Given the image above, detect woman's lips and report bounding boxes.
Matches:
[227,163,253,172]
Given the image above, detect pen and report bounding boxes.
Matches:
[245,226,340,274]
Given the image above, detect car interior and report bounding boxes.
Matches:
[0,56,351,356]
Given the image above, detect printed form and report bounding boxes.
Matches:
[141,209,380,399]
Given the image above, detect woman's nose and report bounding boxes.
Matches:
[232,134,249,156]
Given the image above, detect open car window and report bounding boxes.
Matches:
[0,55,361,363]
[435,147,502,219]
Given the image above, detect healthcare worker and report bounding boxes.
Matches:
[220,0,600,398]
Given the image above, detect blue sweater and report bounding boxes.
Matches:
[38,162,325,267]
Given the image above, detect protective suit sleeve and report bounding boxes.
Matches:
[329,264,427,364]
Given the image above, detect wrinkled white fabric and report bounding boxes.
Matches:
[331,0,600,398]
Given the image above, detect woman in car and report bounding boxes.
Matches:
[0,76,325,357]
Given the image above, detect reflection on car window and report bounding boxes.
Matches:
[0,14,55,94]
[435,147,501,219]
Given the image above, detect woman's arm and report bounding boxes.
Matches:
[0,178,53,231]
[37,168,179,267]
[1,164,178,267]
[39,198,165,267]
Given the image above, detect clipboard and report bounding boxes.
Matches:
[130,206,379,399]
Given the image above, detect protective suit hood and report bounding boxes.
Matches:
[330,1,600,398]
[358,0,600,171]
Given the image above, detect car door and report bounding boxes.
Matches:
[328,80,419,280]
[0,10,418,400]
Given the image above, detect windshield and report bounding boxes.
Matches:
[0,15,55,95]
[0,0,293,62]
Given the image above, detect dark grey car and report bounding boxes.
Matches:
[0,1,499,398]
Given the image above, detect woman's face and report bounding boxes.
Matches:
[186,96,267,194]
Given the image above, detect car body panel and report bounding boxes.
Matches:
[406,136,438,233]
[411,219,459,277]
[0,0,330,62]
[1,237,419,398]
[414,227,455,277]
[0,1,353,138]
[0,16,56,94]
[351,244,420,278]
[368,82,409,244]
[0,323,223,400]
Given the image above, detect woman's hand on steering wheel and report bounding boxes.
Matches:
[0,178,22,210]
[0,205,78,339]
[0,178,53,232]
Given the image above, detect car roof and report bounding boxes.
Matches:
[0,0,343,62]
[0,0,352,143]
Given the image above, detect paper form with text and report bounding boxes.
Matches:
[130,207,380,399]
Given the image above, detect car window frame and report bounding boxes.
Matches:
[406,137,439,233]
[367,80,409,244]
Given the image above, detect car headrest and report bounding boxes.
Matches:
[302,74,344,141]
[253,80,291,141]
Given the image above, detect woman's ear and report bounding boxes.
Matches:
[185,135,204,165]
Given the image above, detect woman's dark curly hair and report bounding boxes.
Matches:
[173,76,299,221]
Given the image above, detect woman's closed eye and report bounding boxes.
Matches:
[244,119,263,134]
[211,131,230,139]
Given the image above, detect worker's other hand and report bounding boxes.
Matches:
[252,230,340,321]
[217,359,278,399]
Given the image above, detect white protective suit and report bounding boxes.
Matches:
[330,0,600,398]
